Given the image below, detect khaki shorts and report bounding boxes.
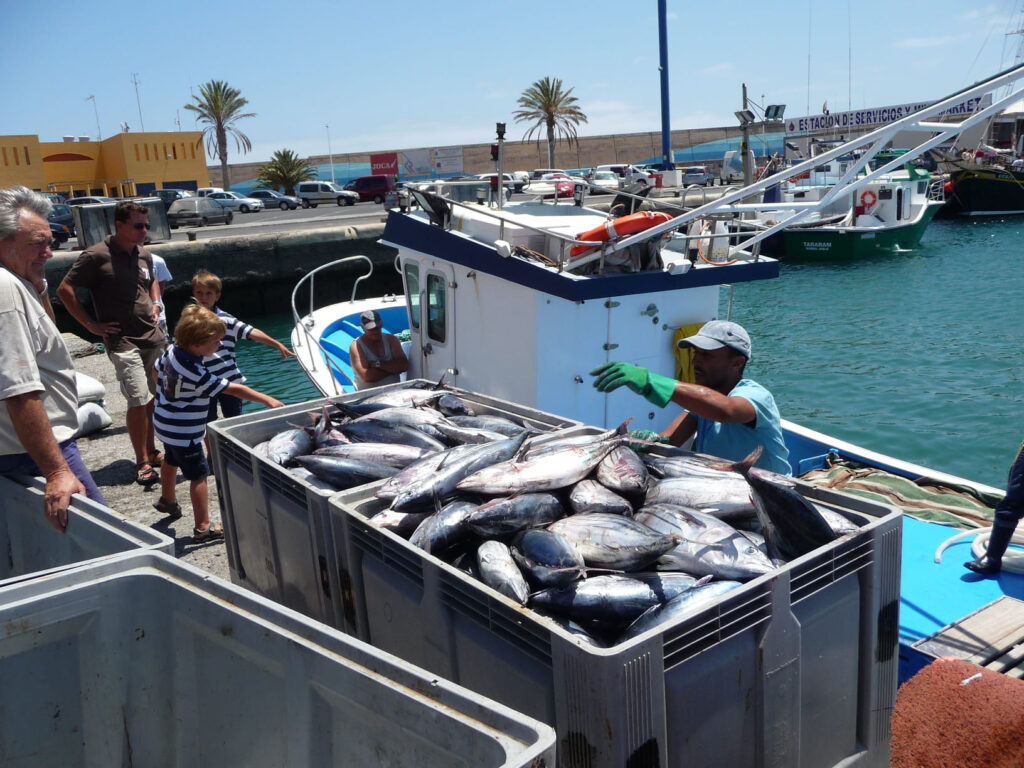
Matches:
[107,346,161,408]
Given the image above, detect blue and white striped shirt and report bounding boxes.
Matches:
[154,345,230,446]
[202,307,254,383]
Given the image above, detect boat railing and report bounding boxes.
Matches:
[290,254,378,394]
[927,177,946,203]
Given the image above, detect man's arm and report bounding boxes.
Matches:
[666,382,756,425]
[348,339,373,383]
[383,335,409,374]
[663,411,698,447]
[56,279,120,337]
[5,392,84,533]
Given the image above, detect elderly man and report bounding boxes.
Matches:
[590,320,791,474]
[0,186,106,531]
[57,201,165,485]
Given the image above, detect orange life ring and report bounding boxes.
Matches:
[860,190,877,208]
[570,211,673,257]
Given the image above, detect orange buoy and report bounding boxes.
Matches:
[944,180,954,195]
[860,189,878,208]
[571,211,673,257]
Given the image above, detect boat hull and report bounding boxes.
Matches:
[939,167,1024,216]
[781,203,941,259]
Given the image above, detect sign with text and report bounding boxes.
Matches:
[370,152,398,177]
[433,146,463,174]
[786,95,991,133]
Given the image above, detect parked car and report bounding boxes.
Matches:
[588,171,621,194]
[66,196,118,206]
[196,187,224,198]
[530,168,566,180]
[247,189,301,210]
[148,189,194,211]
[49,222,71,249]
[680,166,713,187]
[47,203,76,235]
[535,173,575,199]
[206,191,264,213]
[340,175,397,204]
[166,197,233,228]
[510,171,530,192]
[594,164,629,178]
[295,181,359,208]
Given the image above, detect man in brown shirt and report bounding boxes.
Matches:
[57,201,166,485]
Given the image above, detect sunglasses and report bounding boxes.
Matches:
[132,223,151,230]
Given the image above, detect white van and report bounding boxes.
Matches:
[196,187,224,198]
[721,151,755,184]
[295,181,359,208]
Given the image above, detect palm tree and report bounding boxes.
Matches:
[255,150,318,195]
[185,80,255,190]
[513,77,588,168]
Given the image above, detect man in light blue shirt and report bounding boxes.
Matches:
[590,320,791,475]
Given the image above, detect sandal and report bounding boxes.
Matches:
[148,451,164,468]
[153,497,182,520]
[136,462,158,485]
[193,524,224,542]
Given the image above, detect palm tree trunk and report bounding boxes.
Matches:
[217,126,229,189]
[546,121,555,167]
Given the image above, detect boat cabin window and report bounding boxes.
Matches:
[426,273,447,343]
[404,262,421,331]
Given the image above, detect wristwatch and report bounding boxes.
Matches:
[374,361,381,368]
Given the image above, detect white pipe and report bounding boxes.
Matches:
[934,524,1024,575]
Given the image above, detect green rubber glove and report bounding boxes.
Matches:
[589,362,677,407]
[628,429,671,452]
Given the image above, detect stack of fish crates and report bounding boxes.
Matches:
[330,471,902,768]
[207,380,580,633]
[0,473,174,588]
[0,550,556,767]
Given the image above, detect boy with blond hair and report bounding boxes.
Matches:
[190,269,295,424]
[153,304,283,541]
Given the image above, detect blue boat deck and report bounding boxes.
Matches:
[318,305,410,389]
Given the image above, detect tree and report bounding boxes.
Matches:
[256,149,318,195]
[185,80,255,191]
[513,77,588,168]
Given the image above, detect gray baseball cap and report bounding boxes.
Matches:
[360,310,382,330]
[677,320,752,360]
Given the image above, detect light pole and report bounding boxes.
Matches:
[86,95,101,140]
[325,124,335,183]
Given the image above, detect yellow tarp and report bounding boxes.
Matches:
[673,323,706,383]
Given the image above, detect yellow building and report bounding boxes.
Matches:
[0,131,210,197]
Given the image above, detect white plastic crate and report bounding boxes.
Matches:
[0,550,556,767]
[330,478,902,768]
[208,380,581,633]
[0,473,174,588]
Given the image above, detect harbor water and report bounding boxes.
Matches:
[234,216,1022,490]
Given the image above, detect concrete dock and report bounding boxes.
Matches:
[65,333,232,581]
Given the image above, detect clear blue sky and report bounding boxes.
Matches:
[2,0,1021,164]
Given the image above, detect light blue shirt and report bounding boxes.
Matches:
[693,378,791,475]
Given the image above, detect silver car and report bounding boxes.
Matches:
[206,191,264,213]
[246,189,301,210]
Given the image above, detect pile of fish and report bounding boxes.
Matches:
[254,384,861,647]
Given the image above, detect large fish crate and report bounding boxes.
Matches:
[208,379,581,632]
[0,473,173,588]
[330,478,902,768]
[0,550,556,767]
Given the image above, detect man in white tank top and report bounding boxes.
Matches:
[349,310,409,390]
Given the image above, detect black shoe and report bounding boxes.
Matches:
[963,525,1015,576]
[964,556,1002,575]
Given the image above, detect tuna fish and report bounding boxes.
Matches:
[568,479,634,516]
[339,419,448,452]
[630,572,712,603]
[530,575,662,625]
[633,504,775,580]
[619,581,743,641]
[476,541,530,605]
[313,441,435,469]
[449,414,535,437]
[288,466,340,492]
[595,445,650,497]
[436,393,475,417]
[432,421,507,445]
[465,493,565,537]
[292,455,399,489]
[547,512,678,571]
[409,499,479,555]
[643,474,757,521]
[511,529,586,588]
[368,508,432,537]
[375,443,481,502]
[266,428,314,466]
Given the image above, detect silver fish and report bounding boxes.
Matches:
[643,474,756,521]
[568,479,634,516]
[369,508,431,537]
[266,428,314,466]
[313,441,435,469]
[476,541,530,605]
[511,529,586,588]
[288,466,340,493]
[437,393,475,417]
[634,504,775,580]
[409,499,479,555]
[375,442,481,502]
[432,421,507,445]
[630,572,710,602]
[466,493,564,537]
[530,574,661,625]
[620,581,743,641]
[339,419,448,452]
[449,414,535,437]
[293,455,399,489]
[595,445,649,497]
[355,387,447,410]
[547,512,678,571]
[353,406,451,443]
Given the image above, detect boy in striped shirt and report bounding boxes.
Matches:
[153,304,284,541]
[191,270,295,431]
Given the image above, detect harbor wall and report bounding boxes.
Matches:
[46,223,401,338]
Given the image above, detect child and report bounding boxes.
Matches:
[153,304,284,541]
[191,269,295,426]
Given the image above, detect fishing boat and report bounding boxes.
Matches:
[937,154,1024,216]
[291,63,1024,686]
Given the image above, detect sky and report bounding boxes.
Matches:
[3,0,1022,165]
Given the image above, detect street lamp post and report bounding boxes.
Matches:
[325,124,335,184]
[86,95,101,140]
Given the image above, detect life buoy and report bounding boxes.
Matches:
[570,211,673,257]
[860,190,877,208]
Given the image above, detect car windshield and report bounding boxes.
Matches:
[49,204,71,216]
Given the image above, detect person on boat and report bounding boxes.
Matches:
[1012,156,1024,172]
[964,439,1024,576]
[349,310,408,390]
[590,320,792,475]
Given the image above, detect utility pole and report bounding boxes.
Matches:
[86,95,101,140]
[131,73,145,132]
[657,0,674,171]
[742,83,752,188]
[326,124,335,183]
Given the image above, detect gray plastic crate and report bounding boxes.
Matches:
[0,550,556,768]
[0,473,174,588]
[208,380,581,632]
[330,478,902,768]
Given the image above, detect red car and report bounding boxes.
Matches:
[539,173,576,199]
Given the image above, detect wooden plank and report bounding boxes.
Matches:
[914,597,1024,670]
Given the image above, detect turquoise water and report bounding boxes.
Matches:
[234,216,1022,489]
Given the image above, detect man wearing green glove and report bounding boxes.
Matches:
[590,320,791,474]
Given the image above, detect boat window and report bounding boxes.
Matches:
[404,262,421,331]
[917,181,927,194]
[426,273,446,343]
